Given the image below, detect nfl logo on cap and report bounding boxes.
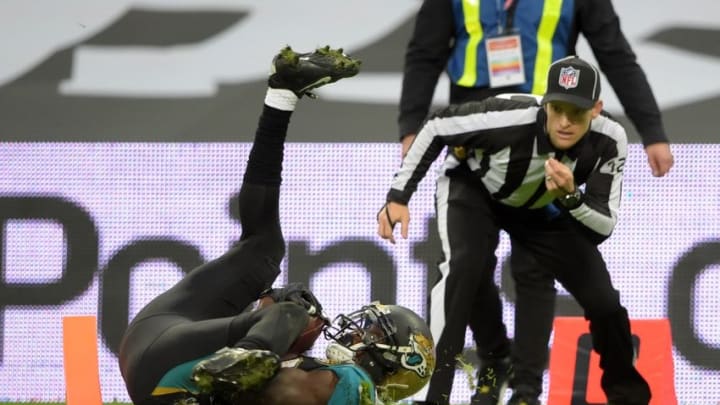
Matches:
[541,56,601,110]
[558,67,579,90]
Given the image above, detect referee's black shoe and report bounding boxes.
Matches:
[507,391,541,405]
[268,45,361,98]
[470,355,512,405]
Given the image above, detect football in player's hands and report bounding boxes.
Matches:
[287,315,328,355]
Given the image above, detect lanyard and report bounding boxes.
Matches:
[499,0,520,34]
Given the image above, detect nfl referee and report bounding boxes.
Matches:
[378,56,651,405]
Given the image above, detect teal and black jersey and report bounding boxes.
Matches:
[149,355,376,405]
[282,356,377,405]
[150,355,209,397]
[324,364,376,405]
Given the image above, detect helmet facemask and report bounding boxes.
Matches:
[324,302,436,402]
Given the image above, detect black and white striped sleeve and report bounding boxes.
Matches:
[568,118,628,240]
[387,117,446,204]
[386,98,536,205]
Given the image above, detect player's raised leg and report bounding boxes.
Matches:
[191,45,360,398]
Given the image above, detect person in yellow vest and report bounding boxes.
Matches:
[398,1,672,404]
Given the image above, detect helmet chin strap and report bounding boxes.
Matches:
[326,341,398,384]
[358,348,394,385]
[325,342,355,363]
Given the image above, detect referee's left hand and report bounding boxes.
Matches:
[544,158,575,197]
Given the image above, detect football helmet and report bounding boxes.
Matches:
[324,302,435,402]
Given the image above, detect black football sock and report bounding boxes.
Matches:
[243,105,291,186]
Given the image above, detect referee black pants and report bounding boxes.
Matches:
[119,106,309,403]
[427,174,650,405]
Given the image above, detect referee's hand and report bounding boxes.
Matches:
[377,202,410,244]
[544,158,576,196]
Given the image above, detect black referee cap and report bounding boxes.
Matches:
[541,56,601,110]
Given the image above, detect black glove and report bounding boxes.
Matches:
[259,282,325,317]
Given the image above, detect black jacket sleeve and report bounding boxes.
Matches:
[397,0,455,140]
[576,0,669,145]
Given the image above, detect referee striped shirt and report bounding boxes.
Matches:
[387,96,627,239]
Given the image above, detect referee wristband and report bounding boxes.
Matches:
[558,189,583,210]
[377,203,396,230]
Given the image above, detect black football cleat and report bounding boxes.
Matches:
[268,45,361,98]
[192,347,280,394]
[470,355,512,405]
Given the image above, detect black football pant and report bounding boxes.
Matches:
[119,105,309,404]
[506,241,557,396]
[463,240,556,398]
[428,173,555,403]
[450,80,555,399]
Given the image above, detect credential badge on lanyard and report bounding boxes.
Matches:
[485,0,525,88]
